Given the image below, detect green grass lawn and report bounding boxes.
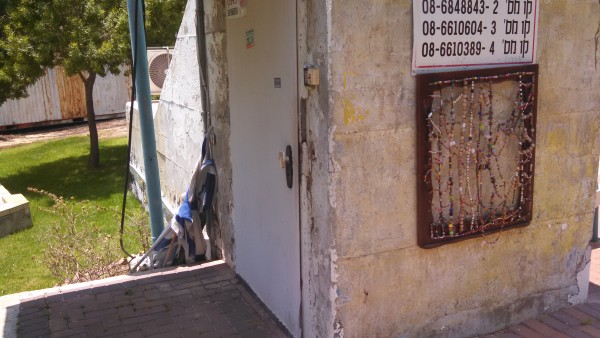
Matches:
[0,135,148,295]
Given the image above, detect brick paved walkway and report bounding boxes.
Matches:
[481,303,600,337]
[0,260,290,338]
[6,247,600,337]
[480,243,600,338]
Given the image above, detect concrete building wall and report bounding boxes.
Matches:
[298,0,337,336]
[204,0,235,266]
[129,0,235,262]
[324,1,600,337]
[130,0,204,217]
[151,0,204,213]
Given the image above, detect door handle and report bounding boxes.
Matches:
[278,146,293,189]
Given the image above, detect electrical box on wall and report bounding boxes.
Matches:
[303,65,319,86]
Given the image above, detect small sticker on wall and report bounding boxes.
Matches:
[227,0,247,19]
[245,29,254,49]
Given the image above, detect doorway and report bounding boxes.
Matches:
[226,1,301,336]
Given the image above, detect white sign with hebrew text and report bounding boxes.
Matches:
[226,0,247,19]
[412,0,539,74]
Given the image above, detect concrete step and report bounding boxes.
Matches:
[0,185,33,237]
[0,185,10,196]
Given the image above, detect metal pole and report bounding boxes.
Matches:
[126,0,164,243]
[196,0,209,130]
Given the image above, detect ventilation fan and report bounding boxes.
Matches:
[147,47,173,95]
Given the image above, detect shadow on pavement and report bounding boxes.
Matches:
[11,262,290,338]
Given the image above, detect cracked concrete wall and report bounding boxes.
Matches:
[155,0,205,212]
[129,0,235,265]
[129,0,204,218]
[325,1,600,337]
[204,0,235,265]
[298,0,337,336]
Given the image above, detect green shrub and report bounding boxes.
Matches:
[29,188,150,284]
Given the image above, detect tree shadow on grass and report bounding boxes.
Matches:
[1,143,129,202]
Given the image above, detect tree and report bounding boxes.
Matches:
[1,0,130,168]
[145,0,187,47]
[0,0,186,168]
[0,0,38,103]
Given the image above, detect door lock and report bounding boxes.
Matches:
[278,146,293,189]
[276,145,292,189]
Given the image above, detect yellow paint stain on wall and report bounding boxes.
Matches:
[586,159,595,178]
[546,127,567,153]
[344,98,369,125]
[342,71,369,125]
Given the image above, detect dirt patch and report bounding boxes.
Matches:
[0,118,128,149]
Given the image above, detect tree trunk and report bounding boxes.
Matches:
[82,73,99,168]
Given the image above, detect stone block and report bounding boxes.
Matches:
[328,1,414,135]
[154,101,203,208]
[0,192,33,237]
[331,127,417,258]
[159,36,201,110]
[533,153,598,221]
[536,112,600,157]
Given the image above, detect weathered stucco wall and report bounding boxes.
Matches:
[204,0,235,265]
[325,1,600,337]
[129,0,204,217]
[129,0,235,263]
[152,0,204,213]
[299,0,337,336]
